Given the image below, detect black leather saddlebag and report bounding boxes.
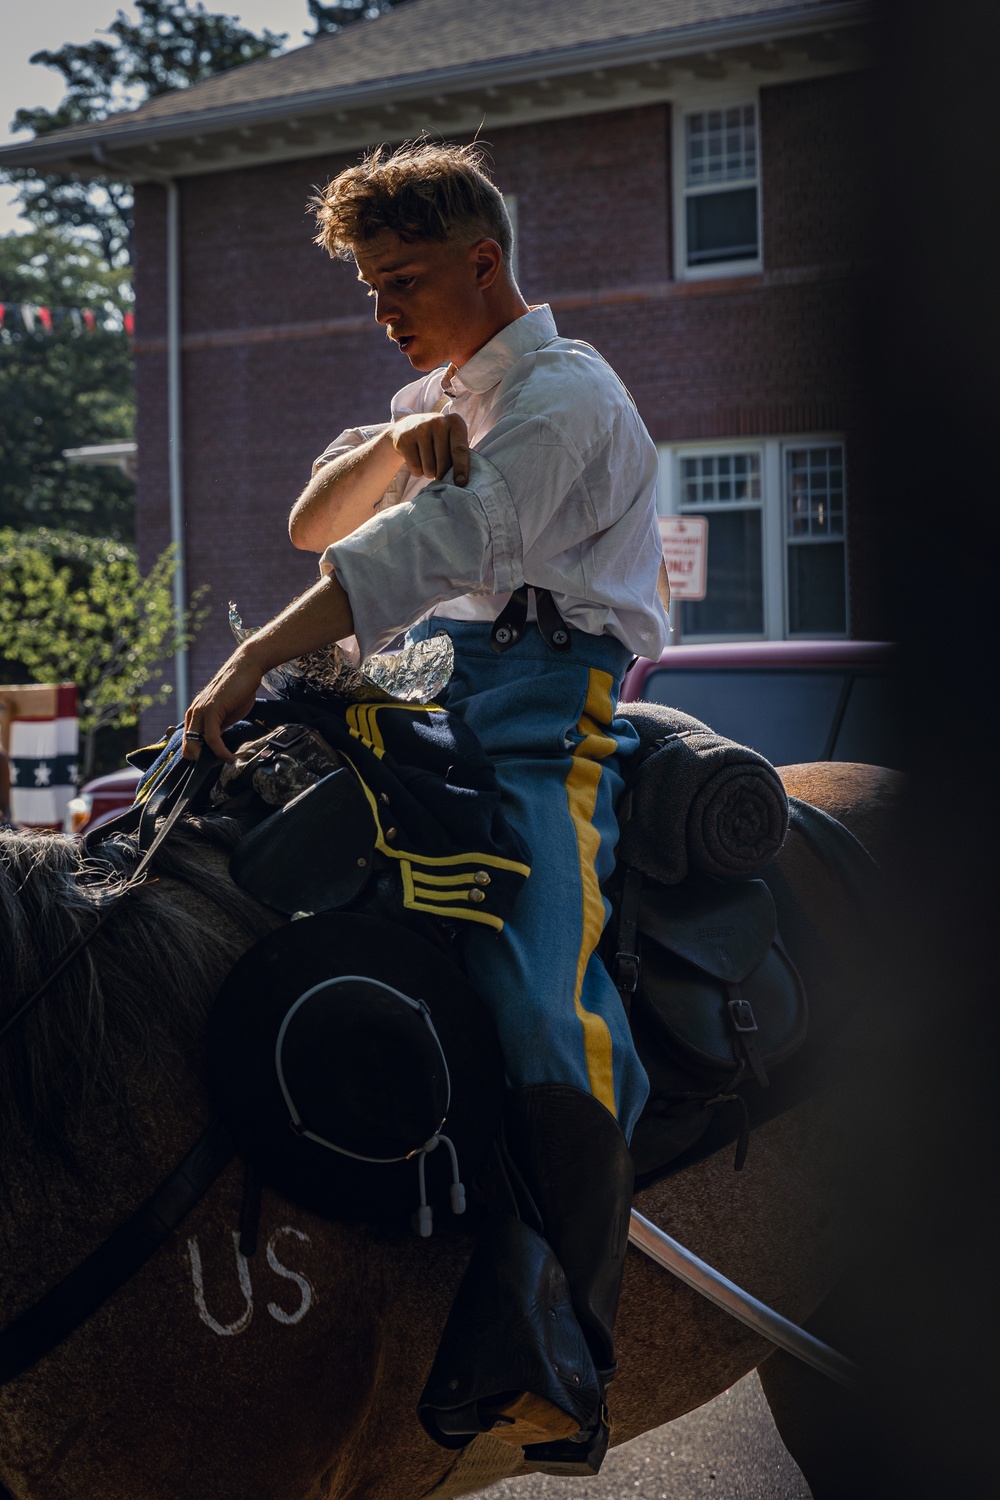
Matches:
[612,871,808,1178]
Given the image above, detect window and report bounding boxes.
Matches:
[657,438,849,641]
[639,668,848,766]
[633,666,903,770]
[677,452,764,636]
[785,444,847,635]
[675,101,761,278]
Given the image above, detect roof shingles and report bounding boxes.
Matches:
[18,0,854,140]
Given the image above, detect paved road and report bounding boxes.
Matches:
[481,1374,811,1500]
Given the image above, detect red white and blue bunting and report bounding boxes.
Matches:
[2,684,79,830]
[0,304,133,337]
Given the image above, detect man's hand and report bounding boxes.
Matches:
[181,573,355,762]
[181,646,263,763]
[392,412,470,485]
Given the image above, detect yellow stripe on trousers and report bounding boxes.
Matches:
[564,668,619,1117]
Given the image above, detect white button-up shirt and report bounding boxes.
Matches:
[318,305,670,660]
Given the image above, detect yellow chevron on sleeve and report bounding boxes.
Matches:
[400,860,505,930]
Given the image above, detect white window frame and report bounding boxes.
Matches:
[672,93,764,282]
[657,435,849,643]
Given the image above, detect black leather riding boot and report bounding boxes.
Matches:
[416,1085,633,1471]
[417,1214,602,1450]
[503,1084,636,1475]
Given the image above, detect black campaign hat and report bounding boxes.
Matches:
[206,913,505,1228]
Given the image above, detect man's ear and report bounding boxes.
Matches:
[470,238,504,292]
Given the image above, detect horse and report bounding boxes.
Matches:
[0,761,901,1500]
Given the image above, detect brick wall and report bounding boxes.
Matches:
[761,71,876,271]
[133,71,880,731]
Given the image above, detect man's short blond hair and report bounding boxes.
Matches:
[311,141,513,263]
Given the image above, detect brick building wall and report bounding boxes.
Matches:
[133,68,877,727]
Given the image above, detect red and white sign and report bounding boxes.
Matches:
[658,516,709,601]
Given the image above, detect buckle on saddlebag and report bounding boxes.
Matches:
[727,996,758,1033]
[614,951,639,994]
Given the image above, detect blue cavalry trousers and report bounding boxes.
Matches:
[408,618,650,1141]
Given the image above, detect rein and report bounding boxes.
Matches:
[0,1120,236,1385]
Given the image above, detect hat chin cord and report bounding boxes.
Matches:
[415,1134,466,1237]
[274,977,466,1236]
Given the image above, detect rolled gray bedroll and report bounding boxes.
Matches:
[617,703,789,884]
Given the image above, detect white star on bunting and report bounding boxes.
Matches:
[34,762,52,787]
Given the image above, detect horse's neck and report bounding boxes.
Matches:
[0,1068,214,1326]
[0,842,268,1326]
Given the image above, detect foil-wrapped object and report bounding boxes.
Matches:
[229,602,453,705]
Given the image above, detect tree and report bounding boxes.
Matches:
[306,0,412,33]
[0,528,207,780]
[0,226,135,537]
[5,2,415,264]
[6,2,290,267]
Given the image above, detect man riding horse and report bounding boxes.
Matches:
[180,140,671,1475]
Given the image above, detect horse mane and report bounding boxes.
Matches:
[0,815,280,1166]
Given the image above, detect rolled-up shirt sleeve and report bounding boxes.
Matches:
[312,424,389,474]
[320,450,523,657]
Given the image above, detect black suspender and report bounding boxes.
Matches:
[490,585,572,654]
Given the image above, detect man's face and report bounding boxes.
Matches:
[353,229,490,372]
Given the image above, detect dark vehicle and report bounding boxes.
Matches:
[621,640,902,770]
[64,766,142,836]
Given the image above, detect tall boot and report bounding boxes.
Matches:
[417,1213,601,1450]
[503,1084,635,1475]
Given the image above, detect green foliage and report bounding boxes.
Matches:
[306,0,412,34]
[0,223,130,315]
[0,528,207,779]
[6,1,289,266]
[0,226,135,538]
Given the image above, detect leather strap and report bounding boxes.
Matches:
[533,588,571,652]
[613,866,644,1011]
[726,984,770,1088]
[0,1118,236,1386]
[490,585,529,652]
[490,587,571,654]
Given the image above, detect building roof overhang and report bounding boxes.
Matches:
[0,0,874,183]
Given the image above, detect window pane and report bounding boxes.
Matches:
[786,445,845,538]
[680,508,763,637]
[787,541,847,634]
[686,105,757,186]
[686,187,759,265]
[680,451,760,506]
[640,669,846,765]
[832,674,906,771]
